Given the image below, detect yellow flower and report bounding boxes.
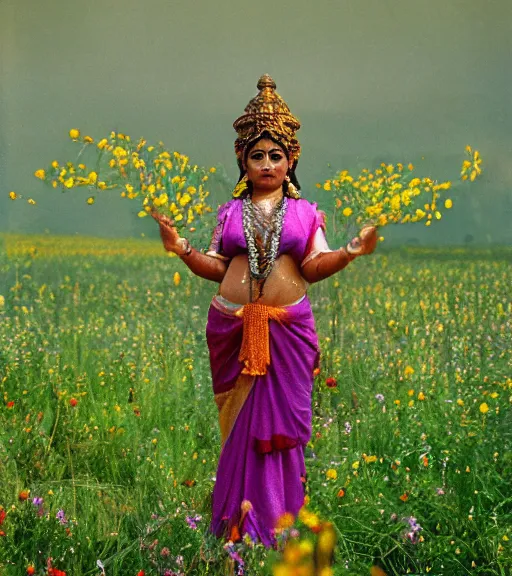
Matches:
[97,138,108,150]
[323,180,332,191]
[363,454,377,464]
[457,398,464,406]
[27,198,36,205]
[83,135,94,144]
[342,207,353,217]
[173,272,181,286]
[9,191,17,200]
[404,366,414,377]
[179,193,192,207]
[0,295,4,307]
[69,128,80,139]
[209,167,216,173]
[64,177,74,188]
[351,461,360,470]
[479,402,489,414]
[34,169,46,180]
[137,210,148,218]
[88,171,98,184]
[444,199,453,209]
[326,468,337,480]
[87,197,95,205]
[418,392,426,401]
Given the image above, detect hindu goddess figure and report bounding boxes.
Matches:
[153,75,377,546]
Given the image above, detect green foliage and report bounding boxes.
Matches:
[0,238,511,575]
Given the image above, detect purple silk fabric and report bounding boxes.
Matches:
[207,296,320,546]
[210,198,324,265]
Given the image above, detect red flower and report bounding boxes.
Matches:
[27,566,36,575]
[48,569,66,576]
[313,367,321,377]
[69,398,78,407]
[0,530,5,537]
[0,508,6,525]
[6,401,15,409]
[137,571,145,576]
[325,377,337,388]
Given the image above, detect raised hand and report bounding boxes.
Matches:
[346,225,378,256]
[151,211,188,254]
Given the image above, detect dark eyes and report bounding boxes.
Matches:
[250,153,284,161]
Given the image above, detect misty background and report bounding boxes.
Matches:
[1,0,511,246]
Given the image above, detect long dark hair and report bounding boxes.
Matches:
[236,131,301,195]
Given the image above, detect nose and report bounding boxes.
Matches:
[261,155,273,170]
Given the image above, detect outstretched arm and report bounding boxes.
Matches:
[301,226,378,284]
[152,212,228,283]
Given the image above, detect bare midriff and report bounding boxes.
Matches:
[218,254,308,306]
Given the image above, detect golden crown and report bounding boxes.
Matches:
[233,74,301,163]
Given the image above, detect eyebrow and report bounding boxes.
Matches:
[250,147,284,154]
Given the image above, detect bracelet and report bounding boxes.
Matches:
[176,238,192,257]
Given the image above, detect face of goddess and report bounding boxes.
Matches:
[244,139,290,193]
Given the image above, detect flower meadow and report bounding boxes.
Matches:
[0,234,511,576]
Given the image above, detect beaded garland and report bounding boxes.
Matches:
[242,195,287,301]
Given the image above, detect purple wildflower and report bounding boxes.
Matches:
[344,421,352,435]
[375,394,385,404]
[436,487,445,496]
[56,509,67,525]
[403,516,422,544]
[32,497,44,507]
[185,514,202,530]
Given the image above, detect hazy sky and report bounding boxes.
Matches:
[1,0,511,243]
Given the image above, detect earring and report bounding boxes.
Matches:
[285,175,300,199]
[232,174,249,198]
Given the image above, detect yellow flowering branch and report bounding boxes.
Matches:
[26,128,217,232]
[318,147,483,234]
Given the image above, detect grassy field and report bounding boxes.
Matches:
[0,234,511,576]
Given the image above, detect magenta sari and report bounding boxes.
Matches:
[207,198,323,546]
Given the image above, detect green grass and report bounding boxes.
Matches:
[0,236,511,575]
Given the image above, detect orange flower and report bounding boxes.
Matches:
[69,398,78,407]
[276,512,295,530]
[337,488,345,498]
[7,401,14,409]
[18,490,30,501]
[27,566,36,575]
[230,525,241,542]
[399,492,409,502]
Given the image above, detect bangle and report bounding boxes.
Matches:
[176,238,192,257]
